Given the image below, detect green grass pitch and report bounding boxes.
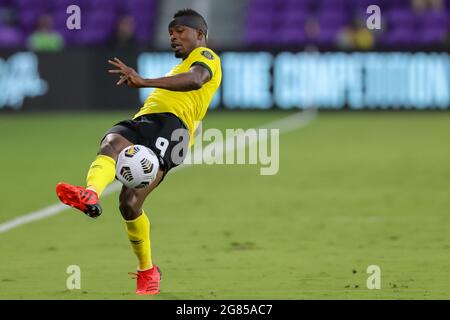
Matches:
[0,111,450,300]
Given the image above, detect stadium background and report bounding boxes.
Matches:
[0,0,450,299]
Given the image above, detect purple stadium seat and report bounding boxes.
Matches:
[379,28,415,46]
[248,9,273,22]
[133,13,154,43]
[280,10,310,25]
[53,0,85,9]
[316,26,342,44]
[386,8,417,29]
[248,0,278,10]
[277,27,308,45]
[246,10,275,32]
[14,0,44,9]
[243,0,449,48]
[276,3,310,34]
[418,27,447,44]
[280,3,310,16]
[419,10,449,29]
[18,10,39,27]
[83,12,115,34]
[126,0,156,13]
[387,0,411,9]
[0,25,24,47]
[53,11,69,30]
[278,29,308,45]
[352,0,386,9]
[317,10,349,28]
[75,29,110,46]
[318,0,350,11]
[283,0,312,11]
[124,0,156,43]
[0,0,159,47]
[245,26,275,45]
[89,0,118,10]
[13,0,36,12]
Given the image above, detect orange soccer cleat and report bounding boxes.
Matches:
[56,182,102,218]
[130,265,162,295]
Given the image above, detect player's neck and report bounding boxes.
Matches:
[182,44,207,60]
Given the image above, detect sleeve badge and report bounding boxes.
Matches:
[201,50,214,60]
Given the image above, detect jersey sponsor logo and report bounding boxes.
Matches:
[201,50,214,60]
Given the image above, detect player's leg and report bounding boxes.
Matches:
[85,133,134,197]
[56,132,134,217]
[119,169,165,295]
[120,169,165,269]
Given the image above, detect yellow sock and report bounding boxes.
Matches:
[124,211,153,271]
[86,155,116,197]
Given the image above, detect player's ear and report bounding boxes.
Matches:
[197,30,206,42]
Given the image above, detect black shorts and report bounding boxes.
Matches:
[103,113,190,172]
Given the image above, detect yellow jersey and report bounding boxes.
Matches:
[134,46,222,144]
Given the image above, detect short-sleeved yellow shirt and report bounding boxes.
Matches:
[133,46,222,145]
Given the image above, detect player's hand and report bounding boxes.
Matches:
[108,57,145,88]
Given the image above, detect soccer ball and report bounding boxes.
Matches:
[116,145,160,189]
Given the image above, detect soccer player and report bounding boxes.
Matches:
[55,9,221,295]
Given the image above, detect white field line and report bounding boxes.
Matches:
[0,110,317,234]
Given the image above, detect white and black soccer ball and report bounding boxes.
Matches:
[116,145,160,189]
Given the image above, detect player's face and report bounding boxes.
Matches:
[169,25,201,59]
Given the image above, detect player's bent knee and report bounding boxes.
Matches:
[99,134,132,160]
[99,139,116,158]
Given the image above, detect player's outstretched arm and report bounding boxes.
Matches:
[108,57,211,91]
[139,65,210,91]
